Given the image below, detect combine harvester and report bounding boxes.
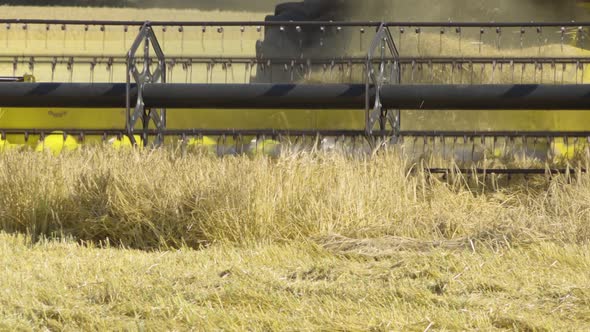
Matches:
[1,0,590,174]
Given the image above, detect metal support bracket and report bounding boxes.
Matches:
[366,23,401,138]
[126,22,166,146]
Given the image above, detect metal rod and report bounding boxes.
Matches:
[0,128,372,137]
[4,56,590,67]
[0,19,589,28]
[2,128,590,139]
[379,84,590,110]
[399,130,590,137]
[0,83,133,107]
[3,83,590,110]
[0,129,126,135]
[144,83,366,109]
[426,168,587,175]
[145,83,590,110]
[0,128,590,139]
[0,76,24,82]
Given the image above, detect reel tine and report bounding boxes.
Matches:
[439,27,444,54]
[462,135,468,164]
[441,135,446,160]
[456,26,462,54]
[222,134,228,155]
[471,136,476,162]
[234,133,241,154]
[415,27,421,54]
[180,133,187,149]
[431,135,436,161]
[492,136,497,159]
[452,136,457,160]
[566,135,570,162]
[537,26,543,54]
[480,135,486,164]
[547,137,554,161]
[216,135,222,156]
[479,27,484,54]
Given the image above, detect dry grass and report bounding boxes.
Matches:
[0,137,589,331]
[1,146,589,249]
[1,234,589,330]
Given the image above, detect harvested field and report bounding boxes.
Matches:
[0,147,590,330]
[1,234,590,331]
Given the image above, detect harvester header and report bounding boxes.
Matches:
[1,9,590,174]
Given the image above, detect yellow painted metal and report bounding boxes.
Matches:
[2,104,589,154]
[0,105,364,147]
[0,8,590,153]
[35,132,79,155]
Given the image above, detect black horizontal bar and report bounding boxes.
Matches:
[426,168,587,175]
[3,128,590,139]
[0,19,380,27]
[399,131,590,138]
[3,82,590,110]
[143,83,366,109]
[3,55,590,66]
[145,83,590,110]
[0,83,133,107]
[0,19,590,28]
[1,19,590,28]
[380,84,590,110]
[0,128,368,137]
